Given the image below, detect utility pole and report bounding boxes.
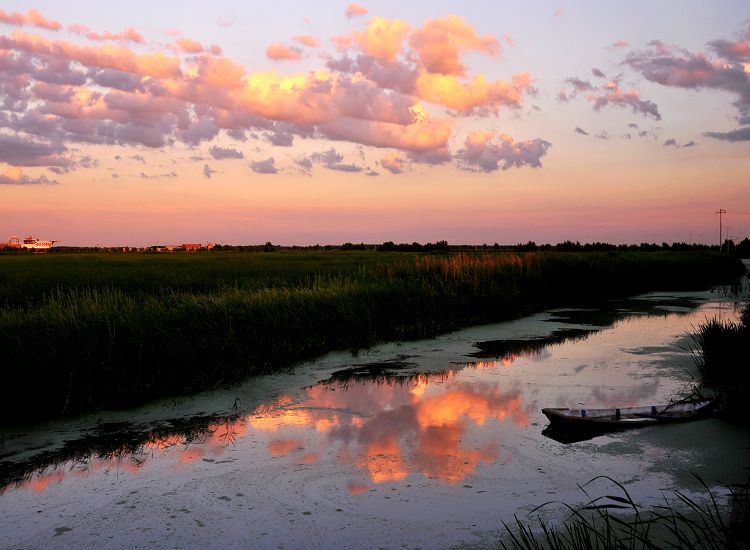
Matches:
[716,209,726,248]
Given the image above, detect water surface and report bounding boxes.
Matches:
[1,288,748,549]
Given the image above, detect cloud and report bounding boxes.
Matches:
[612,40,629,48]
[209,145,244,159]
[174,37,204,53]
[565,77,594,93]
[409,15,499,76]
[0,9,61,31]
[299,146,366,172]
[203,163,217,178]
[456,131,551,172]
[265,44,303,61]
[624,28,750,137]
[0,166,57,185]
[292,35,319,48]
[130,154,146,163]
[0,134,70,167]
[590,85,661,120]
[296,157,313,173]
[380,151,405,173]
[346,3,368,18]
[139,171,176,179]
[85,27,145,44]
[682,140,696,147]
[592,68,606,78]
[574,127,589,135]
[663,138,677,147]
[250,157,278,174]
[703,126,750,141]
[415,72,530,115]
[0,9,546,175]
[351,17,410,62]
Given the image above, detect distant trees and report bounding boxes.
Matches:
[376,240,449,252]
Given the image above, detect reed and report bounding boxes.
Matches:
[0,250,742,425]
[690,302,750,418]
[500,475,739,550]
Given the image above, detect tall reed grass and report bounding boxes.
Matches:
[500,475,741,550]
[0,250,743,425]
[691,302,750,419]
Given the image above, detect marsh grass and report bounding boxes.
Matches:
[0,250,743,425]
[501,475,741,550]
[690,302,750,419]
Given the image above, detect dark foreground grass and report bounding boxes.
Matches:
[500,475,745,550]
[0,250,743,425]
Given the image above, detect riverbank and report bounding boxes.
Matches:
[0,250,743,426]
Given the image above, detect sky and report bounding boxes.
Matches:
[0,1,749,246]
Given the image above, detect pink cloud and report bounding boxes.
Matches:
[292,34,319,48]
[612,40,629,48]
[2,30,182,78]
[0,166,57,185]
[457,131,550,171]
[0,8,61,31]
[345,3,368,18]
[265,43,302,61]
[380,151,406,173]
[409,15,499,76]
[86,27,145,44]
[174,37,204,53]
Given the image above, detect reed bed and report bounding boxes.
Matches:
[0,250,742,425]
[500,476,741,550]
[691,302,750,419]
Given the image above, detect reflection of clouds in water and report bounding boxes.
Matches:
[590,381,660,408]
[14,374,531,493]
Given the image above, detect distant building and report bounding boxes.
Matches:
[181,243,202,251]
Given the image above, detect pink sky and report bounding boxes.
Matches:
[1,2,749,245]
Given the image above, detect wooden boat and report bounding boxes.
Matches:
[542,399,715,432]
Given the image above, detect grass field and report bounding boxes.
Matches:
[0,250,743,425]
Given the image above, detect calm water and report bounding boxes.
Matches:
[1,288,748,549]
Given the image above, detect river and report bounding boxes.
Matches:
[1,284,748,549]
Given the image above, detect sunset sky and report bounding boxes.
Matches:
[1,1,749,246]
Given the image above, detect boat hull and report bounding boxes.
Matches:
[542,400,715,433]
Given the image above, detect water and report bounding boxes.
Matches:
[1,288,748,549]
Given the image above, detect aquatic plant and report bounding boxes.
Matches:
[690,302,750,419]
[500,475,741,550]
[0,250,743,425]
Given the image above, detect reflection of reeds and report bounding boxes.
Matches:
[501,475,739,550]
[0,251,743,424]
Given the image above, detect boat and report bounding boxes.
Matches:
[542,399,715,432]
[5,235,58,251]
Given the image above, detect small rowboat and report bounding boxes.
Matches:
[542,399,715,432]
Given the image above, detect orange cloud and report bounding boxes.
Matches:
[352,16,410,61]
[265,43,302,61]
[415,72,529,114]
[0,8,61,31]
[6,30,182,78]
[175,37,204,53]
[86,27,145,44]
[409,15,499,76]
[345,3,368,18]
[292,34,319,48]
[381,151,406,173]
